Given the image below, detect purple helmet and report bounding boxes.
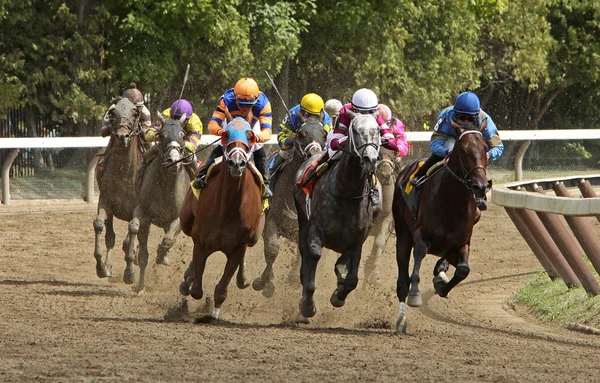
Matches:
[170,99,193,119]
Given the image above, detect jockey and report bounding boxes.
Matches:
[377,103,409,159]
[192,77,274,198]
[410,91,504,210]
[306,88,398,205]
[324,98,343,129]
[100,82,151,137]
[137,99,203,187]
[269,93,332,187]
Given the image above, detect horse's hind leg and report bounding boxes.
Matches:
[407,229,427,307]
[331,247,361,308]
[393,199,413,334]
[135,219,152,292]
[364,216,392,285]
[435,246,470,298]
[124,211,141,284]
[156,218,181,266]
[252,216,278,296]
[212,245,247,319]
[93,208,112,278]
[190,244,209,301]
[236,254,250,289]
[432,258,451,294]
[298,226,322,319]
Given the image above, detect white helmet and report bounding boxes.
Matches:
[324,99,343,118]
[351,88,378,113]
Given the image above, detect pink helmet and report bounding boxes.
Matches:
[377,104,392,121]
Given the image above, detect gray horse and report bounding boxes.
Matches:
[124,114,191,291]
[93,97,143,279]
[251,115,327,297]
[294,112,381,323]
[363,148,402,285]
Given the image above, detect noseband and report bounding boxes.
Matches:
[341,115,381,168]
[444,130,487,190]
[294,122,324,158]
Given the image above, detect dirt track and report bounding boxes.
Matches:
[1,200,599,382]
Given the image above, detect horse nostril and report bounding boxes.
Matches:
[227,159,235,167]
[240,160,246,167]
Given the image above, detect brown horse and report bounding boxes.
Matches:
[93,97,143,278]
[179,118,265,321]
[392,126,490,333]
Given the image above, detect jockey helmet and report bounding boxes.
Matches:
[324,99,343,118]
[234,77,260,105]
[454,91,480,115]
[351,88,378,113]
[170,99,193,119]
[300,93,324,115]
[377,104,392,121]
[121,82,144,105]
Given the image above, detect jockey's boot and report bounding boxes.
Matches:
[268,153,287,191]
[410,154,443,186]
[192,145,223,189]
[301,152,330,187]
[253,148,273,199]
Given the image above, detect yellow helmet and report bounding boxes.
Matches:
[300,93,325,115]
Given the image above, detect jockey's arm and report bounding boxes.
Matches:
[255,101,273,143]
[184,113,203,153]
[393,120,409,157]
[329,125,348,151]
[481,114,504,161]
[430,130,452,157]
[278,120,294,150]
[208,98,228,136]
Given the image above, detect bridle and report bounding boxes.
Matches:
[339,114,381,169]
[294,120,324,158]
[443,130,488,191]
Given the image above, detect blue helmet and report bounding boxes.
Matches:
[454,91,480,115]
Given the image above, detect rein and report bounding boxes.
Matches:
[443,130,487,191]
[294,121,324,158]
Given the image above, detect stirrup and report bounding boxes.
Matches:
[263,185,273,199]
[411,175,425,186]
[193,174,206,189]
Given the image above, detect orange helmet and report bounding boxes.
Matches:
[234,78,260,105]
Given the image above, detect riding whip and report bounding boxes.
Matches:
[166,137,221,167]
[264,70,295,129]
[178,64,191,100]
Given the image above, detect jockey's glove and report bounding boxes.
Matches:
[184,141,196,154]
[338,136,348,146]
[144,129,158,142]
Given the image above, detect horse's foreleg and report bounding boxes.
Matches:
[213,245,247,319]
[93,207,112,278]
[236,254,250,289]
[394,216,413,334]
[435,245,470,298]
[136,219,151,293]
[252,217,278,296]
[407,229,427,307]
[124,211,141,284]
[364,217,392,285]
[190,244,209,301]
[180,189,195,237]
[331,247,361,308]
[156,218,181,266]
[298,226,322,319]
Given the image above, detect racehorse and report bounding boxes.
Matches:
[124,113,190,291]
[93,97,143,279]
[392,125,489,333]
[179,118,265,320]
[252,115,327,297]
[363,147,402,285]
[294,112,381,323]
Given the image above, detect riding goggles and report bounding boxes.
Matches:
[236,94,258,105]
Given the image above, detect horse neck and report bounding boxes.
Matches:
[330,152,369,195]
[108,135,140,174]
[215,161,254,210]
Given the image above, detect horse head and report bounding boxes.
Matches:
[345,110,381,173]
[109,97,140,146]
[294,114,327,159]
[156,113,187,169]
[223,118,253,179]
[377,148,400,185]
[449,121,490,201]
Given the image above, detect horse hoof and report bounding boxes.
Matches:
[299,301,316,318]
[179,281,190,296]
[237,278,251,290]
[156,256,171,266]
[407,293,422,307]
[330,291,346,308]
[190,286,203,300]
[433,276,448,298]
[262,281,275,298]
[252,277,265,291]
[123,269,135,284]
[96,263,111,279]
[295,313,310,324]
[394,317,407,334]
[134,286,145,296]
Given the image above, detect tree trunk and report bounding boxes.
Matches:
[25,106,46,172]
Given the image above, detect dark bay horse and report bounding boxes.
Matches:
[363,147,402,285]
[252,115,327,297]
[392,126,489,333]
[294,112,381,323]
[179,118,265,321]
[93,97,143,278]
[124,114,190,291]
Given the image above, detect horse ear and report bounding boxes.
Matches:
[245,130,257,146]
[179,113,187,124]
[347,109,357,120]
[450,119,461,131]
[157,111,166,124]
[221,130,230,146]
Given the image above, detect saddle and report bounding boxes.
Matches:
[190,156,269,211]
[400,160,445,221]
[295,152,328,198]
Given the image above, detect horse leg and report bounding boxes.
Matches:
[190,244,209,301]
[432,258,451,294]
[331,247,361,308]
[156,218,181,266]
[364,217,392,285]
[435,246,470,298]
[252,217,278,297]
[407,229,427,307]
[212,245,247,319]
[124,209,142,284]
[394,209,413,334]
[298,226,322,319]
[180,189,195,237]
[93,207,112,278]
[236,254,250,289]
[180,258,194,296]
[334,254,348,287]
[135,219,151,293]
